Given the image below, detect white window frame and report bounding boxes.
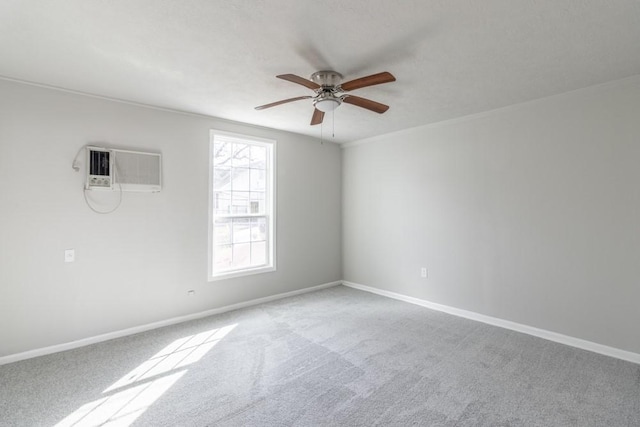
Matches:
[208,130,276,281]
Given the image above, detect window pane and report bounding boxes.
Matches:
[213,142,232,166]
[250,146,266,169]
[214,218,232,245]
[251,241,266,266]
[231,191,249,214]
[213,168,231,191]
[232,144,251,167]
[214,191,231,215]
[232,218,251,243]
[250,168,265,192]
[251,217,266,242]
[214,244,232,270]
[232,243,251,268]
[232,168,250,191]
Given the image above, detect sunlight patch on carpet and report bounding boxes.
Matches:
[55,324,237,427]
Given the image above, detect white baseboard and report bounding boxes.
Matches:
[0,280,342,366]
[343,281,640,365]
[6,280,638,366]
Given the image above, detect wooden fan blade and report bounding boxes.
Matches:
[255,96,312,110]
[340,72,396,92]
[277,74,321,90]
[310,108,325,125]
[342,95,390,114]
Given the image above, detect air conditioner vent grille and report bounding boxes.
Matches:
[115,151,161,186]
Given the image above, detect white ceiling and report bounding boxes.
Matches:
[1,1,640,143]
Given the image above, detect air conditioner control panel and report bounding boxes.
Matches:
[88,175,111,188]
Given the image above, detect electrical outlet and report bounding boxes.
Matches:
[64,249,75,263]
[421,267,427,278]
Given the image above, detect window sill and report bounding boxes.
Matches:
[208,265,276,282]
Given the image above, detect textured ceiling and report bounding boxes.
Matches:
[1,1,640,143]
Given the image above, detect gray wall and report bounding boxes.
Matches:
[343,76,640,354]
[0,79,342,357]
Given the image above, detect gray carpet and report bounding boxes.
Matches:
[1,285,639,426]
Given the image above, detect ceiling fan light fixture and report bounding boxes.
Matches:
[314,98,341,112]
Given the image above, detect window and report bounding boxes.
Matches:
[209,131,275,280]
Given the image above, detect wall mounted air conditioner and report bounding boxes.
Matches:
[86,146,162,192]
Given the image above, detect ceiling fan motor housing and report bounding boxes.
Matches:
[310,71,343,87]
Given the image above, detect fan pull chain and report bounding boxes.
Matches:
[332,109,335,138]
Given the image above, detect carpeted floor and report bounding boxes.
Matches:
[1,285,639,426]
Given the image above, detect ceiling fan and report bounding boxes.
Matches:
[255,71,396,125]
